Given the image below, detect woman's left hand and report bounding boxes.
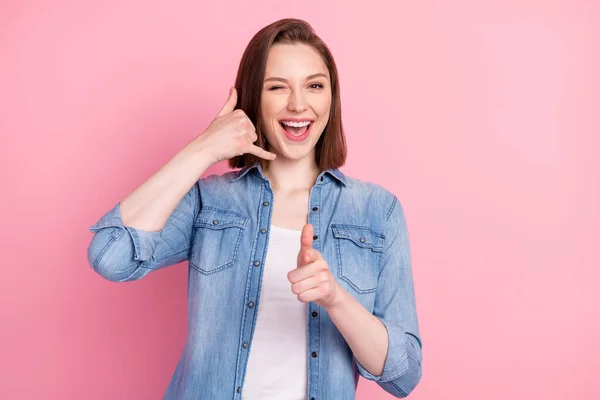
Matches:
[287,224,342,309]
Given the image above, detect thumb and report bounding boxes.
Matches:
[216,87,237,117]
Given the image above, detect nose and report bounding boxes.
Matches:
[287,89,307,113]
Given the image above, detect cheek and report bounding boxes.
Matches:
[260,103,275,131]
[259,114,278,140]
[315,95,332,120]
[261,94,285,117]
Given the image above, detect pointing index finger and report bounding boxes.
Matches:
[300,223,314,254]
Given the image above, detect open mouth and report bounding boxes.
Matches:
[279,120,313,137]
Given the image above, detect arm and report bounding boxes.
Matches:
[86,87,276,283]
[327,196,422,397]
[325,288,388,376]
[86,141,212,282]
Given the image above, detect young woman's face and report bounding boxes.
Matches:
[260,42,332,161]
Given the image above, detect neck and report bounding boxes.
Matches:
[263,156,320,192]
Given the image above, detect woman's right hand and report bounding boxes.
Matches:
[198,87,277,164]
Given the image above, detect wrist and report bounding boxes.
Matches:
[187,137,217,166]
[324,283,349,312]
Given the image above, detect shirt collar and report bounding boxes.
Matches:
[230,160,347,186]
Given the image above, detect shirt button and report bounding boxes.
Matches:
[253,260,260,267]
[263,201,270,206]
[243,342,248,349]
[312,206,319,211]
[312,311,318,317]
[248,302,255,308]
[312,235,318,240]
[237,387,242,393]
[320,176,324,181]
[359,237,366,243]
[260,228,266,234]
[212,219,219,225]
[312,351,318,358]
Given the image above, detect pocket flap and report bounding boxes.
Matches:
[194,207,249,230]
[331,224,385,251]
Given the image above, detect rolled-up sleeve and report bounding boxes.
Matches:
[355,195,423,397]
[86,182,200,282]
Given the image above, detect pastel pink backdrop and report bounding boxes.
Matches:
[1,1,598,399]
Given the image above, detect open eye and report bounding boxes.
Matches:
[309,83,324,89]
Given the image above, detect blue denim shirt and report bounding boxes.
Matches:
[87,161,422,399]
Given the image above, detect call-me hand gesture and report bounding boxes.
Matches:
[200,87,277,164]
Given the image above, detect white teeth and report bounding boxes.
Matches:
[281,120,311,127]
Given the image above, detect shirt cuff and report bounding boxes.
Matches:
[89,202,163,262]
[354,317,409,382]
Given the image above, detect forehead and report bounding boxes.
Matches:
[264,43,329,79]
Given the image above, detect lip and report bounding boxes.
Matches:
[278,118,314,123]
[279,120,313,142]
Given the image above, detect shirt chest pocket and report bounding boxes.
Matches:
[331,224,385,294]
[190,207,250,275]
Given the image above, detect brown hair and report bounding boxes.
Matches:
[227,18,347,172]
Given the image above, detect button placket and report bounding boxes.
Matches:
[307,184,322,400]
[235,186,273,395]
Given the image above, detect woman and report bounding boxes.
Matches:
[87,18,422,399]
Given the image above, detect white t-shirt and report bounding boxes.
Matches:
[242,224,308,400]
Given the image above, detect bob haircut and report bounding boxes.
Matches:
[228,18,347,172]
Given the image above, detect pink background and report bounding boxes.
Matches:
[1,1,599,399]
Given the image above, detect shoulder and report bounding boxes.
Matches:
[342,175,402,221]
[194,170,245,209]
[197,169,240,189]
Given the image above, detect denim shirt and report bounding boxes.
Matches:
[87,161,422,399]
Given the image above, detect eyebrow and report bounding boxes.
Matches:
[263,73,329,83]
